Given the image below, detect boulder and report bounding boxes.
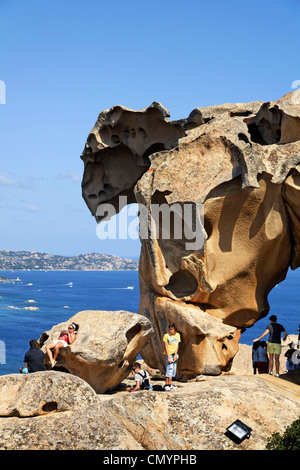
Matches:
[81,91,300,378]
[0,371,299,450]
[39,310,153,393]
[106,375,300,450]
[0,371,141,450]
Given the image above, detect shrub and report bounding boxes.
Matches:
[266,418,300,450]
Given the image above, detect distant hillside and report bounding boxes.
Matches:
[0,250,138,271]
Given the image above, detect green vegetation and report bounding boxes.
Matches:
[266,418,300,450]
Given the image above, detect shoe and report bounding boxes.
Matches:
[269,371,273,375]
[164,386,171,391]
[169,385,178,390]
[51,361,57,368]
[275,373,280,377]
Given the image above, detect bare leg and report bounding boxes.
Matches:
[53,342,65,361]
[274,354,280,375]
[45,342,56,366]
[268,353,274,373]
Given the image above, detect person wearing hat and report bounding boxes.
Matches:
[253,315,287,377]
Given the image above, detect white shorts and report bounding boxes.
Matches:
[53,339,68,347]
[165,355,178,378]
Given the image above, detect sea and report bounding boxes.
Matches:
[0,268,299,376]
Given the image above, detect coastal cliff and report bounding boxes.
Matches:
[0,250,138,271]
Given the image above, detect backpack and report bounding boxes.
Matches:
[136,370,152,390]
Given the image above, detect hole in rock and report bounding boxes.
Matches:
[111,134,121,144]
[245,105,282,145]
[247,122,269,145]
[103,183,113,192]
[138,127,147,139]
[166,270,198,298]
[126,324,142,343]
[143,143,165,160]
[98,190,107,202]
[230,110,252,117]
[238,133,250,144]
[42,402,58,413]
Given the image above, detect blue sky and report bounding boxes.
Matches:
[0,0,299,258]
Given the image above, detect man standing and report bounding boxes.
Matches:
[20,339,45,374]
[253,315,287,377]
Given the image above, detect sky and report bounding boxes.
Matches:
[0,0,299,259]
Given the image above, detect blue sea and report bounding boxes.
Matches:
[0,268,299,376]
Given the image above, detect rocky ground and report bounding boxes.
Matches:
[0,363,298,451]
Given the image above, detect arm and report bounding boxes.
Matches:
[128,380,141,393]
[282,330,288,341]
[164,341,172,363]
[253,329,269,343]
[68,333,76,345]
[173,343,179,361]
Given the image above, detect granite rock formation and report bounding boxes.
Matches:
[0,371,299,450]
[39,310,153,393]
[0,372,140,450]
[81,90,300,379]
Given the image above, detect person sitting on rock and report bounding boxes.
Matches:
[45,323,79,368]
[126,362,152,392]
[19,339,45,374]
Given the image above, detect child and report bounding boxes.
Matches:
[163,323,181,391]
[257,341,269,374]
[126,362,153,392]
[252,340,260,374]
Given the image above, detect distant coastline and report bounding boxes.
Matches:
[0,250,138,271]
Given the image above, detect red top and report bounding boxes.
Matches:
[58,332,69,343]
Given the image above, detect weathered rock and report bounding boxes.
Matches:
[0,371,299,450]
[81,91,300,379]
[81,102,203,218]
[107,375,300,450]
[39,310,153,393]
[0,372,141,450]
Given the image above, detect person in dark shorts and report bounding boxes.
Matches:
[19,339,45,373]
[253,315,287,377]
